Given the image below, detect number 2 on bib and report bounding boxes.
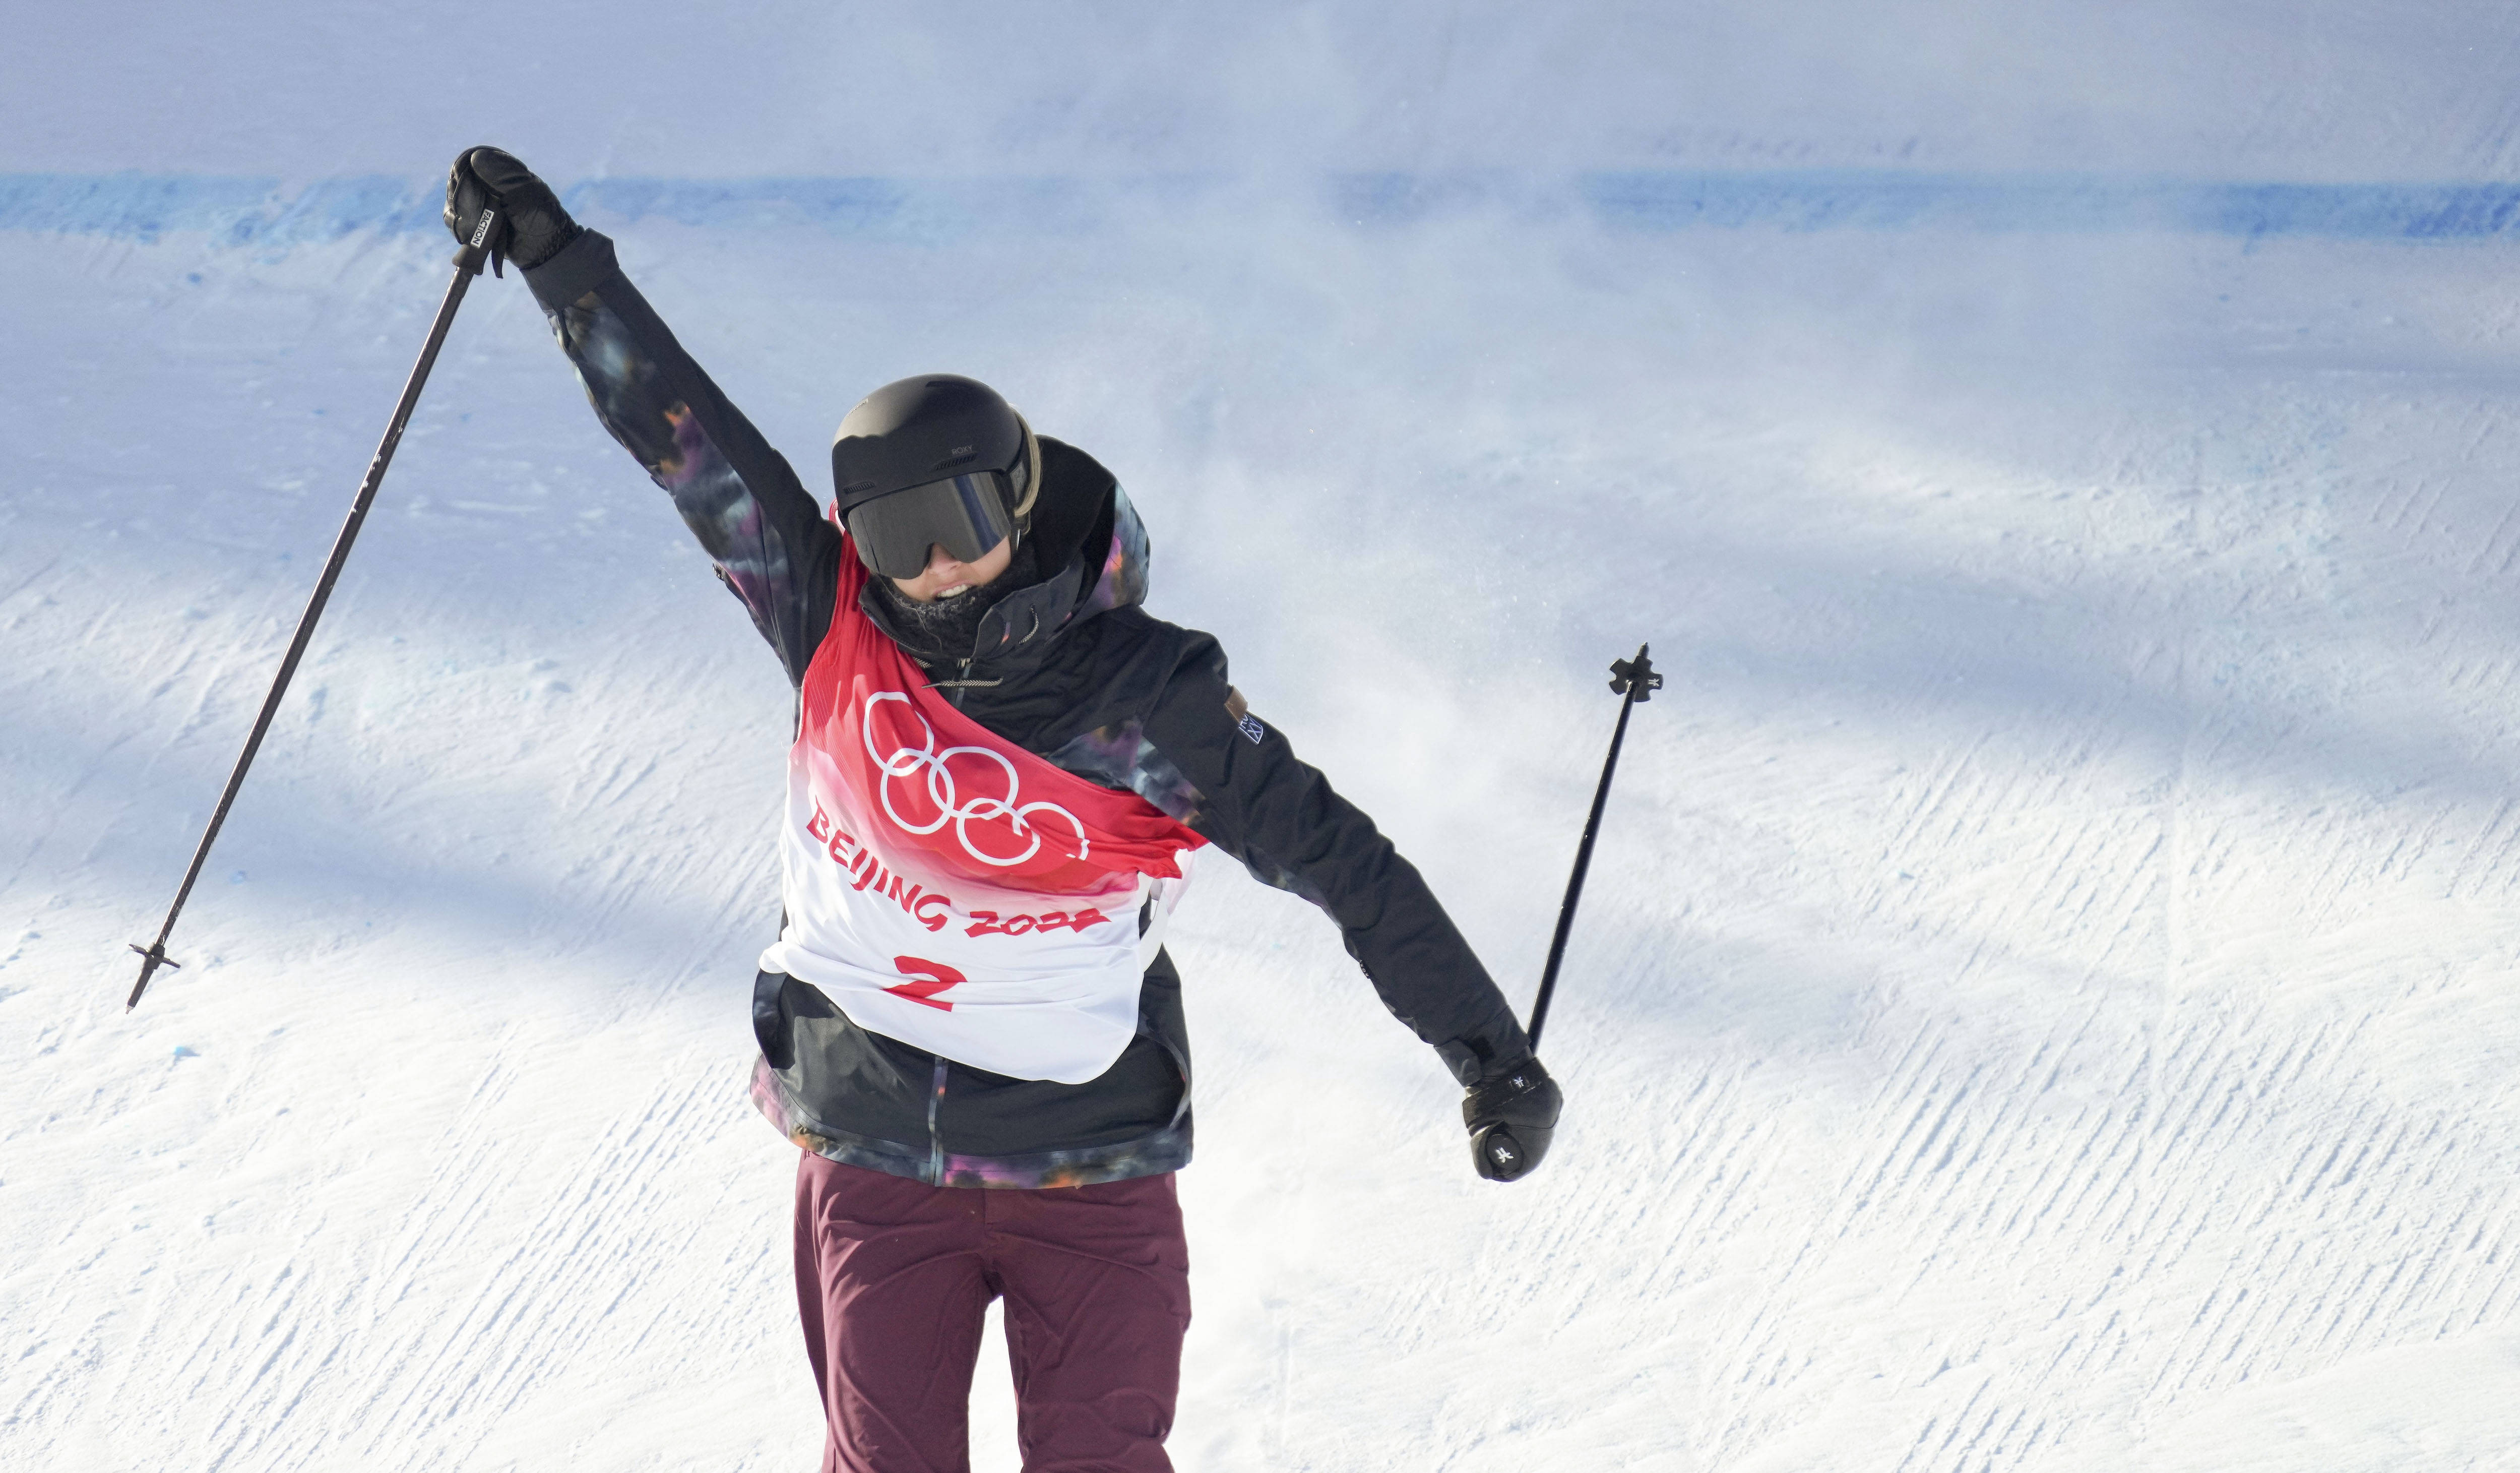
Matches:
[885,955,966,1012]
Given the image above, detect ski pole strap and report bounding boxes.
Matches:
[456,206,501,276]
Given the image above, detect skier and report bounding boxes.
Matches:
[444,147,1561,1472]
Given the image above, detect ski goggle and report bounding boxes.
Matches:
[844,471,1018,579]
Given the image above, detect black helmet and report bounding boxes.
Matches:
[831,374,1040,580]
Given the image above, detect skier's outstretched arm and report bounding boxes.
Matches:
[445,147,842,684]
[1138,636,1564,1179]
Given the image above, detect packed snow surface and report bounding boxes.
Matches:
[8,5,2520,1469]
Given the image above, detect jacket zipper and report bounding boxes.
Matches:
[929,651,979,1176]
[925,1056,949,1184]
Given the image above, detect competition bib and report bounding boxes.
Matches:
[758,542,1207,1084]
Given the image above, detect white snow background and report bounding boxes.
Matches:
[8,3,2520,1469]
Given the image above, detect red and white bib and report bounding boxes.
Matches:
[757,545,1207,1084]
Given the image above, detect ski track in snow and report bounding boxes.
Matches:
[12,9,2520,1470]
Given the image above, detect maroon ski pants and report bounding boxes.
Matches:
[792,1152,1192,1472]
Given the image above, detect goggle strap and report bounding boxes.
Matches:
[1008,414,1041,522]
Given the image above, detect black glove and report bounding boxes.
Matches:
[1464,1056,1561,1183]
[443,146,581,276]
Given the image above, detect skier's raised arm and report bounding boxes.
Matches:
[444,147,842,684]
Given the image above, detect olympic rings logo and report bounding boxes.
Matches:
[860,691,1090,868]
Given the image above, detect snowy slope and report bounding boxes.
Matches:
[8,5,2520,1470]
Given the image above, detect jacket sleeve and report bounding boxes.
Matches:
[1139,636,1537,1085]
[522,230,841,686]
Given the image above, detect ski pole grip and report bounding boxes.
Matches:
[454,207,500,275]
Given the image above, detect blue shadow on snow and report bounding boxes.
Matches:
[5,169,2519,243]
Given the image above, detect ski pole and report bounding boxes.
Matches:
[124,210,501,1011]
[1525,642,1660,1050]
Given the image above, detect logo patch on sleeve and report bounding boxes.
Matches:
[1224,687,1265,745]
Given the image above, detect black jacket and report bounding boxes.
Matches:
[526,231,1533,1187]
